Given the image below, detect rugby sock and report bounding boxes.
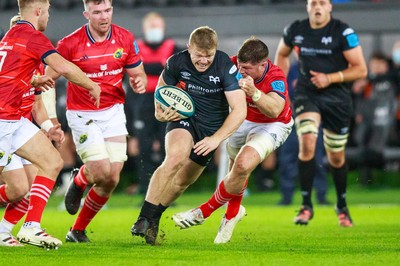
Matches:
[298,158,316,208]
[72,188,109,231]
[226,179,248,220]
[74,165,89,190]
[2,196,30,226]
[0,184,10,205]
[0,218,15,234]
[199,181,237,219]
[154,204,168,220]
[139,200,159,220]
[331,163,348,209]
[24,176,55,225]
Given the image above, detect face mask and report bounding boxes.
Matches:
[145,28,164,44]
[392,49,400,65]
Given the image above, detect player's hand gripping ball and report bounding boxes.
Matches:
[154,85,195,119]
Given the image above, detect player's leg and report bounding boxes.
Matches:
[294,111,320,225]
[324,130,353,227]
[0,162,36,247]
[131,127,193,244]
[14,120,63,248]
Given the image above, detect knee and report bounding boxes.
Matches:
[162,155,185,173]
[299,135,317,160]
[233,156,253,178]
[328,155,345,168]
[88,163,111,184]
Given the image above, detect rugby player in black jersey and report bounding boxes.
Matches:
[131,26,247,244]
[275,0,367,227]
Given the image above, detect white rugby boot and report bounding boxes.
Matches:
[17,226,62,249]
[214,205,246,244]
[172,208,205,229]
[0,232,24,247]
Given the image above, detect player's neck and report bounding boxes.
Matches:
[87,24,111,42]
[20,15,39,30]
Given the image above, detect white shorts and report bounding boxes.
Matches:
[0,117,39,167]
[66,104,128,163]
[3,154,32,172]
[228,118,293,161]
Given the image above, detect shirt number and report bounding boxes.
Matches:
[0,51,7,72]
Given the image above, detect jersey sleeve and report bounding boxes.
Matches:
[268,70,287,100]
[282,22,296,48]
[27,31,58,64]
[125,32,142,69]
[339,22,360,51]
[162,55,179,85]
[222,55,241,92]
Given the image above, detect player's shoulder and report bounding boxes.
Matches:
[330,18,356,36]
[284,19,307,33]
[268,60,285,76]
[111,24,134,38]
[165,49,188,70]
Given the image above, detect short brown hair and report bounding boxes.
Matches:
[83,0,112,9]
[18,0,49,10]
[189,26,218,51]
[237,37,269,64]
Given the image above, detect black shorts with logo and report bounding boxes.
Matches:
[166,118,216,167]
[294,88,353,135]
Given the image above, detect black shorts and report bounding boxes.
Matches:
[294,90,352,135]
[166,119,216,167]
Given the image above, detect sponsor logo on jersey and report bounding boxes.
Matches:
[180,121,190,127]
[346,34,359,48]
[0,151,4,160]
[236,72,243,81]
[294,35,304,44]
[342,28,355,36]
[229,65,237,74]
[80,55,89,61]
[100,64,108,71]
[180,71,191,80]
[271,80,286,93]
[133,40,139,54]
[113,48,123,59]
[79,133,88,144]
[209,76,220,84]
[321,36,332,45]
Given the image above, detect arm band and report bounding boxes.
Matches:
[41,88,57,118]
[40,119,53,132]
[252,89,262,102]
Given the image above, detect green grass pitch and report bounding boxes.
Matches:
[0,188,399,266]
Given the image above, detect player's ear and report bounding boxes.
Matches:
[83,11,89,20]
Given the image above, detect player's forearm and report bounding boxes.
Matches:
[255,92,285,119]
[327,65,368,84]
[212,107,246,143]
[32,99,52,127]
[62,62,99,92]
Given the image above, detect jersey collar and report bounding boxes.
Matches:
[255,61,269,84]
[85,24,112,44]
[16,20,36,30]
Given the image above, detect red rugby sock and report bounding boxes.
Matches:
[199,181,237,219]
[74,165,89,189]
[72,188,109,231]
[226,179,248,220]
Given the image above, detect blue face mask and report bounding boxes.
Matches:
[392,49,400,65]
[144,28,164,44]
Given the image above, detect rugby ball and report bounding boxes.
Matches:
[154,85,195,119]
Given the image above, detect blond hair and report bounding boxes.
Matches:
[10,14,22,28]
[18,0,49,11]
[189,26,218,51]
[83,0,112,10]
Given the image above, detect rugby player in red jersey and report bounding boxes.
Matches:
[172,38,293,244]
[45,0,147,243]
[0,0,101,249]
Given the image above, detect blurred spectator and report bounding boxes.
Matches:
[125,12,182,195]
[277,62,329,205]
[352,51,398,184]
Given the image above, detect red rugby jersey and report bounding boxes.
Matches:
[19,65,45,120]
[232,56,292,124]
[0,21,57,120]
[57,24,142,111]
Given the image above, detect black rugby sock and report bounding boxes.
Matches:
[298,158,316,208]
[331,163,348,209]
[153,204,169,220]
[139,200,159,220]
